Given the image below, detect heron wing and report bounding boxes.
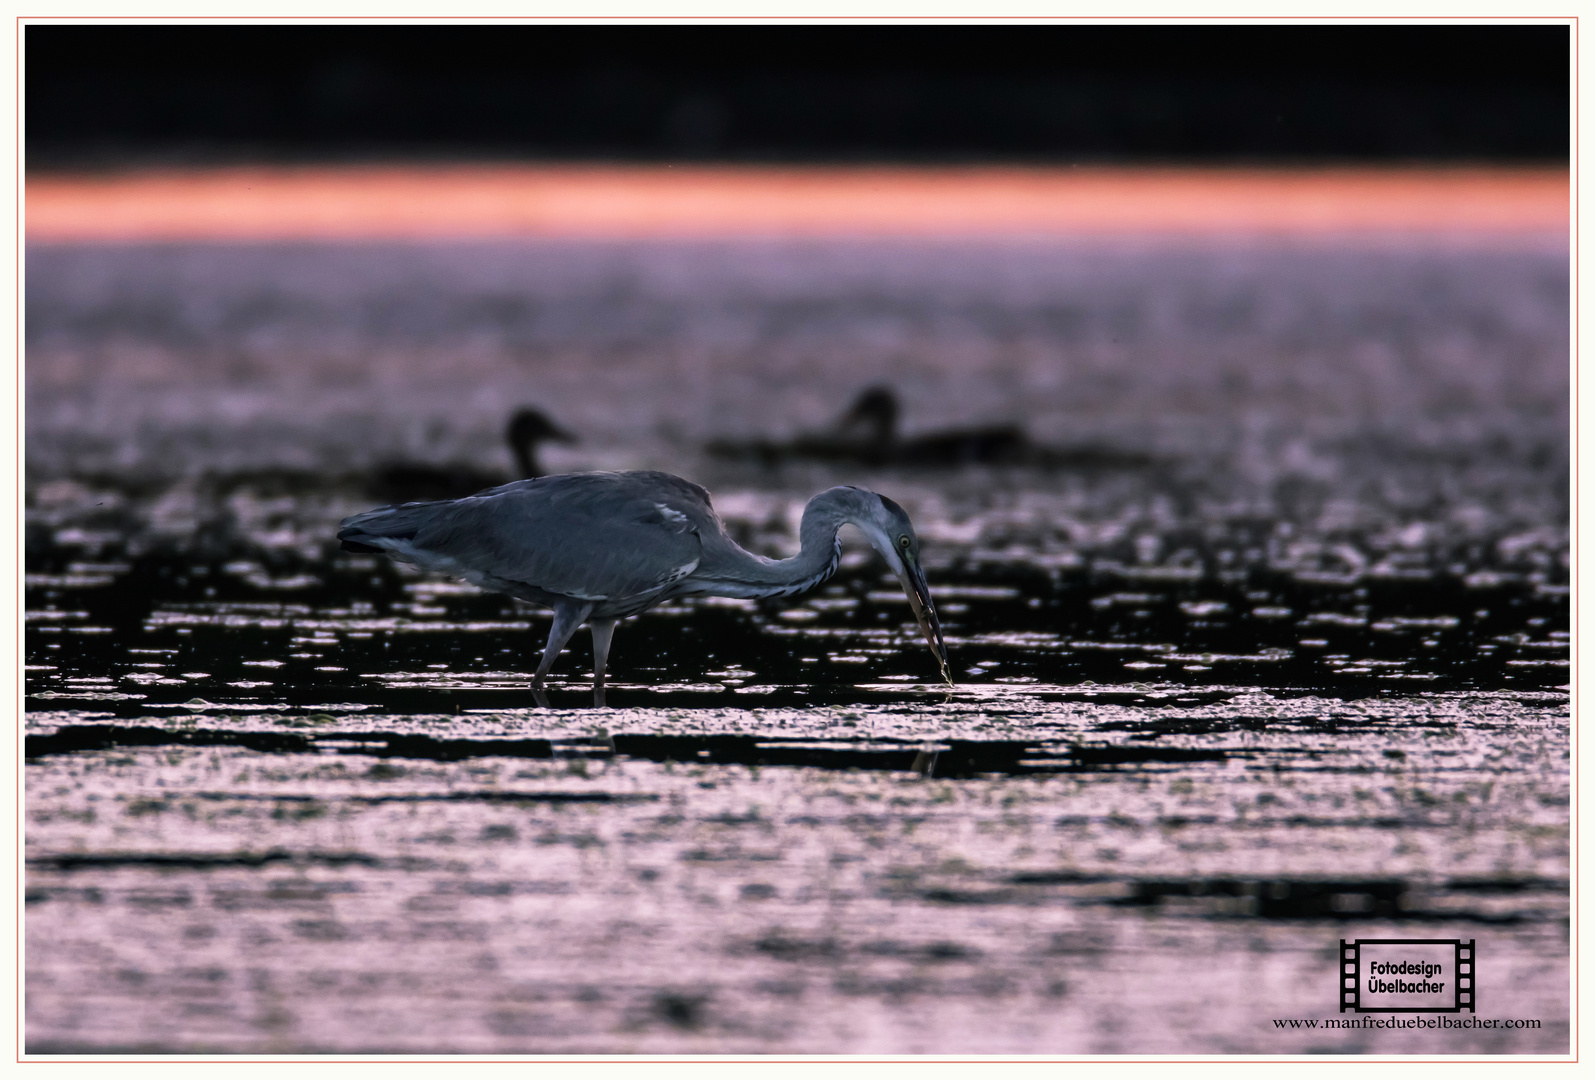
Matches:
[341,472,707,603]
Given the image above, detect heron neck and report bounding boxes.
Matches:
[700,499,850,599]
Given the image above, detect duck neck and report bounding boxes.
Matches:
[512,440,539,479]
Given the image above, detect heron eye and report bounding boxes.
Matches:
[898,535,911,550]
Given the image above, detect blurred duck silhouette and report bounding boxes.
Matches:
[840,386,1031,466]
[709,385,1157,471]
[367,407,577,503]
[709,385,1031,468]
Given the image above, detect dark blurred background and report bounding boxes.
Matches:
[26,22,1570,167]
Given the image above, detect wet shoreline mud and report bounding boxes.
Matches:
[25,235,1568,1053]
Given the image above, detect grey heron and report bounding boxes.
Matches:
[367,407,577,503]
[337,470,950,704]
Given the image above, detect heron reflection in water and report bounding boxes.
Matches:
[338,470,950,706]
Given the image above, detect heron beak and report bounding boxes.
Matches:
[549,422,579,445]
[893,559,952,687]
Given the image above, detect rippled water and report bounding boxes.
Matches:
[24,235,1569,1054]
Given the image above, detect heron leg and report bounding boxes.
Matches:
[589,619,617,708]
[532,601,594,691]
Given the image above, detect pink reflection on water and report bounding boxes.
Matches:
[27,164,1569,242]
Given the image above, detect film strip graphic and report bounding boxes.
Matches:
[1341,938,1475,1013]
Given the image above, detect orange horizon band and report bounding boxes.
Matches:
[24,164,1570,241]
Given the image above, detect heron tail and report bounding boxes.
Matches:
[336,503,432,553]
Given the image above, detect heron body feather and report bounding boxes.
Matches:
[337,470,950,697]
[339,472,706,618]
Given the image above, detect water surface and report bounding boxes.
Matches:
[25,235,1569,1053]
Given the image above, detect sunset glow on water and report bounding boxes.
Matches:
[26,164,1569,242]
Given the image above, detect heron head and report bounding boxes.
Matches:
[848,490,951,686]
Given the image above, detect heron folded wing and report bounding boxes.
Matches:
[397,479,704,604]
